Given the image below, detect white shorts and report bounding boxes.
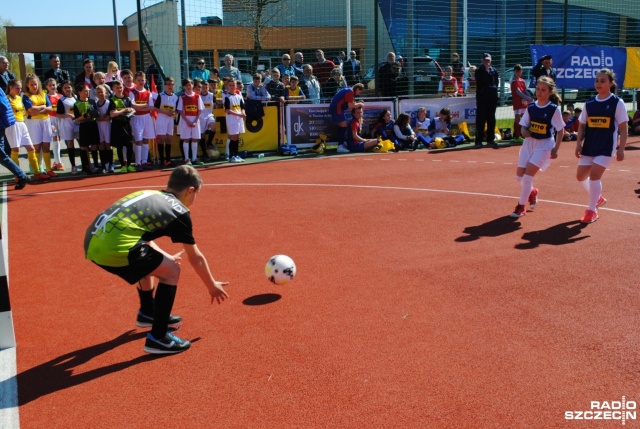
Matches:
[225,114,245,136]
[517,136,553,171]
[50,117,61,138]
[130,114,156,141]
[25,118,53,144]
[58,118,76,141]
[155,114,175,136]
[177,117,201,140]
[5,122,33,149]
[578,155,613,169]
[199,114,215,135]
[98,121,111,144]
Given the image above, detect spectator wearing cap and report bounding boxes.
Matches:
[532,54,556,82]
[474,53,500,148]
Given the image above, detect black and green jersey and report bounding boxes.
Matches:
[73,98,98,123]
[84,190,195,267]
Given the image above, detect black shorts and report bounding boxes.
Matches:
[78,122,100,148]
[95,243,164,284]
[110,120,133,149]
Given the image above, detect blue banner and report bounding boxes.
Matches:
[530,45,627,90]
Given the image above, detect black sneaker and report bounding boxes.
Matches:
[136,311,182,328]
[14,176,29,190]
[143,332,191,354]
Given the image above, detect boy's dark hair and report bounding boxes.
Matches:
[574,107,582,113]
[168,165,203,192]
[352,83,365,92]
[121,69,133,77]
[75,82,88,93]
[110,80,123,87]
[514,64,522,71]
[211,67,219,74]
[182,78,193,87]
[134,71,145,79]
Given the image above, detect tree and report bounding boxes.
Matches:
[227,0,290,73]
[0,16,29,79]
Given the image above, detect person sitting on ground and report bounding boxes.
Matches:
[393,113,418,150]
[370,109,398,149]
[346,106,380,152]
[411,106,433,148]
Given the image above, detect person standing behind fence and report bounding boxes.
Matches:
[343,51,361,85]
[449,53,465,95]
[301,65,321,104]
[509,76,565,218]
[378,52,396,97]
[313,50,336,92]
[574,68,627,224]
[191,58,210,83]
[474,53,499,148]
[329,83,365,153]
[219,54,241,82]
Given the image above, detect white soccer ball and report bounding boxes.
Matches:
[265,255,296,285]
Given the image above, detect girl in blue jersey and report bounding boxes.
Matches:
[510,76,565,217]
[575,69,628,224]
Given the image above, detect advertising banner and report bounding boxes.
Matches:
[286,102,395,146]
[624,47,640,88]
[530,45,627,89]
[398,97,477,124]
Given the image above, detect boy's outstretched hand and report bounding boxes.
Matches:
[209,281,229,304]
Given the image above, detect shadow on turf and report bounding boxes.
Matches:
[242,293,282,306]
[515,220,589,249]
[455,216,523,242]
[8,329,200,406]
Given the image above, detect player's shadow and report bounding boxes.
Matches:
[8,329,198,406]
[455,216,523,242]
[515,220,589,249]
[243,293,282,306]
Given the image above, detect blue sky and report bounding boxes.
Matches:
[3,0,140,27]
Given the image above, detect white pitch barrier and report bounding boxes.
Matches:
[0,182,15,350]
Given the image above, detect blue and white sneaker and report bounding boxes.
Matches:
[143,332,191,354]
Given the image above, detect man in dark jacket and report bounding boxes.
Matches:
[474,53,500,148]
[43,55,70,89]
[531,54,556,83]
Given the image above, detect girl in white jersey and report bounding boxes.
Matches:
[510,76,565,218]
[575,69,628,224]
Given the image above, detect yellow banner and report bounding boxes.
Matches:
[625,47,640,88]
[212,105,280,153]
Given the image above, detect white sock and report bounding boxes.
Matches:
[134,144,142,165]
[183,142,190,161]
[122,146,128,163]
[226,139,230,157]
[588,179,602,211]
[141,144,149,164]
[52,139,61,163]
[519,174,534,205]
[190,142,198,162]
[579,178,590,192]
[515,175,523,185]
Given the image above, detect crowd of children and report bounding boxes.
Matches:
[2,61,265,182]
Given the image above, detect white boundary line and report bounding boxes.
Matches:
[0,182,19,429]
[16,183,640,217]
